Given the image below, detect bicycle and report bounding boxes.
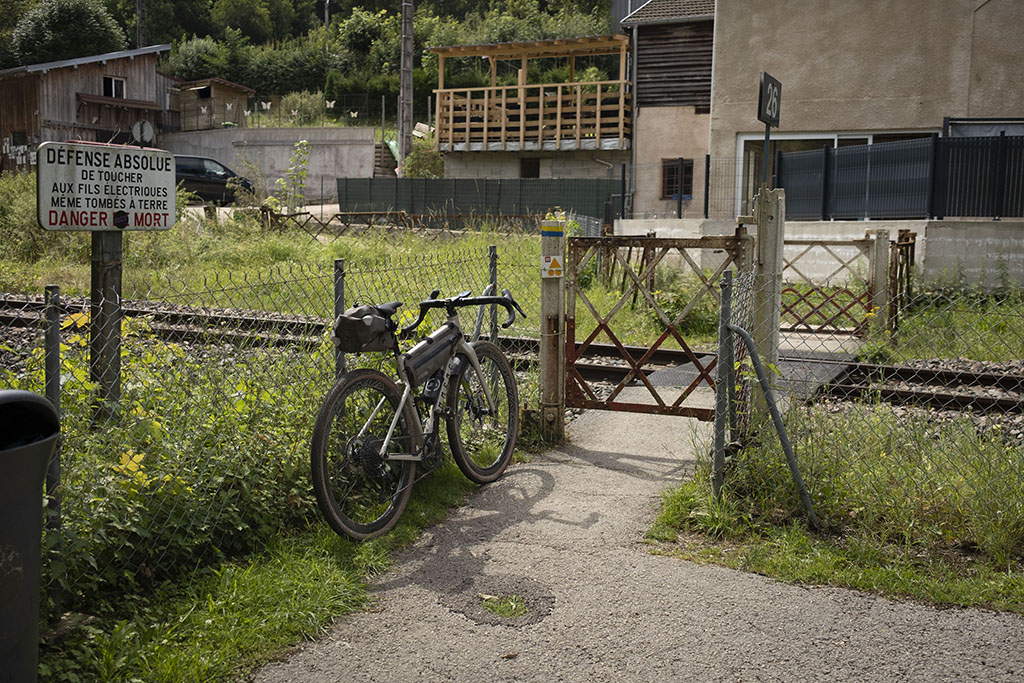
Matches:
[311,287,527,540]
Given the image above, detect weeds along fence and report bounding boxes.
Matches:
[0,233,541,615]
[715,263,1024,568]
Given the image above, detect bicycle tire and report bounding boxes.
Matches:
[445,341,519,484]
[311,368,419,540]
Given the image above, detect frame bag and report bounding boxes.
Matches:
[332,305,396,353]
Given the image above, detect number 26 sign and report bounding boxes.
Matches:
[758,72,781,128]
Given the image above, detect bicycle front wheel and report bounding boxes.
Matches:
[311,369,418,540]
[446,341,519,484]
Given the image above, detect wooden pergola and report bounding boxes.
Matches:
[431,35,632,152]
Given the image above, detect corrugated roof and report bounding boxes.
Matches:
[178,77,256,95]
[0,45,170,79]
[621,0,714,26]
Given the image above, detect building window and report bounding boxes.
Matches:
[11,131,28,146]
[520,158,540,178]
[103,76,125,99]
[661,158,693,200]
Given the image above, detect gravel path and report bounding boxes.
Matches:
[254,407,1024,682]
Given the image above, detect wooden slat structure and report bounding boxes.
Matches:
[633,22,713,112]
[431,35,632,152]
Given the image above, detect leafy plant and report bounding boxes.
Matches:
[268,139,310,214]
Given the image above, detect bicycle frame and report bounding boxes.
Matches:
[369,310,496,464]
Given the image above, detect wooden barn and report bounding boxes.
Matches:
[0,45,170,171]
[176,77,256,131]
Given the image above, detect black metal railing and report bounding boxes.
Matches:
[777,133,1024,220]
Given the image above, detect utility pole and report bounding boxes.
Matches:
[135,0,148,48]
[398,0,414,168]
[323,0,331,27]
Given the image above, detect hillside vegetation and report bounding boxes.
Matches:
[1,0,614,121]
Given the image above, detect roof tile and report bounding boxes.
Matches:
[622,0,715,25]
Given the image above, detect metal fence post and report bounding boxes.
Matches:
[539,219,566,443]
[703,154,711,219]
[820,144,831,221]
[44,284,63,616]
[620,164,626,219]
[868,230,890,334]
[751,186,785,415]
[676,157,684,219]
[488,245,500,342]
[713,271,733,497]
[926,133,939,219]
[994,131,1007,221]
[334,259,346,380]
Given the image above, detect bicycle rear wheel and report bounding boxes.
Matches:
[311,368,419,540]
[446,341,519,484]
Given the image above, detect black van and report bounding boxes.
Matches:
[174,155,251,203]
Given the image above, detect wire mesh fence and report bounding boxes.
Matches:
[0,233,541,615]
[170,94,384,132]
[715,252,1024,567]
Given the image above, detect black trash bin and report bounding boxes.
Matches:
[0,390,59,683]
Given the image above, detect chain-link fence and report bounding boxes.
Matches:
[0,230,541,616]
[170,94,384,132]
[714,237,1024,567]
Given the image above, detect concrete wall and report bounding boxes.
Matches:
[632,106,709,218]
[158,126,376,201]
[442,150,629,179]
[615,217,1024,288]
[709,0,1024,158]
[923,221,1024,288]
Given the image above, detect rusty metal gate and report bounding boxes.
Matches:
[780,237,875,337]
[565,232,752,419]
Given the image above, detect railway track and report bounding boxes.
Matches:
[822,362,1024,414]
[4,294,1021,414]
[1,294,328,348]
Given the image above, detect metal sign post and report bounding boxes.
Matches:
[757,72,781,187]
[36,141,176,417]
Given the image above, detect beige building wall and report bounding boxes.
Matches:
[709,0,1024,162]
[632,106,709,217]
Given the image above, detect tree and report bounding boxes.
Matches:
[0,0,35,67]
[212,0,272,44]
[12,0,126,65]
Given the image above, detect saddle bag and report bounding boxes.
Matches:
[331,304,396,353]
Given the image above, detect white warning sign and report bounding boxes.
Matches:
[37,141,176,231]
[542,255,564,278]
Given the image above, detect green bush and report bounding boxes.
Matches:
[402,139,444,178]
[6,321,324,609]
[0,170,86,262]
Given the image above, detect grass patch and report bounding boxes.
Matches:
[479,593,529,618]
[40,460,477,681]
[887,290,1024,363]
[650,425,1024,613]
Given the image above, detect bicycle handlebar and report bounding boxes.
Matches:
[399,289,527,337]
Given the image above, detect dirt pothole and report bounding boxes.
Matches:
[440,574,555,627]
